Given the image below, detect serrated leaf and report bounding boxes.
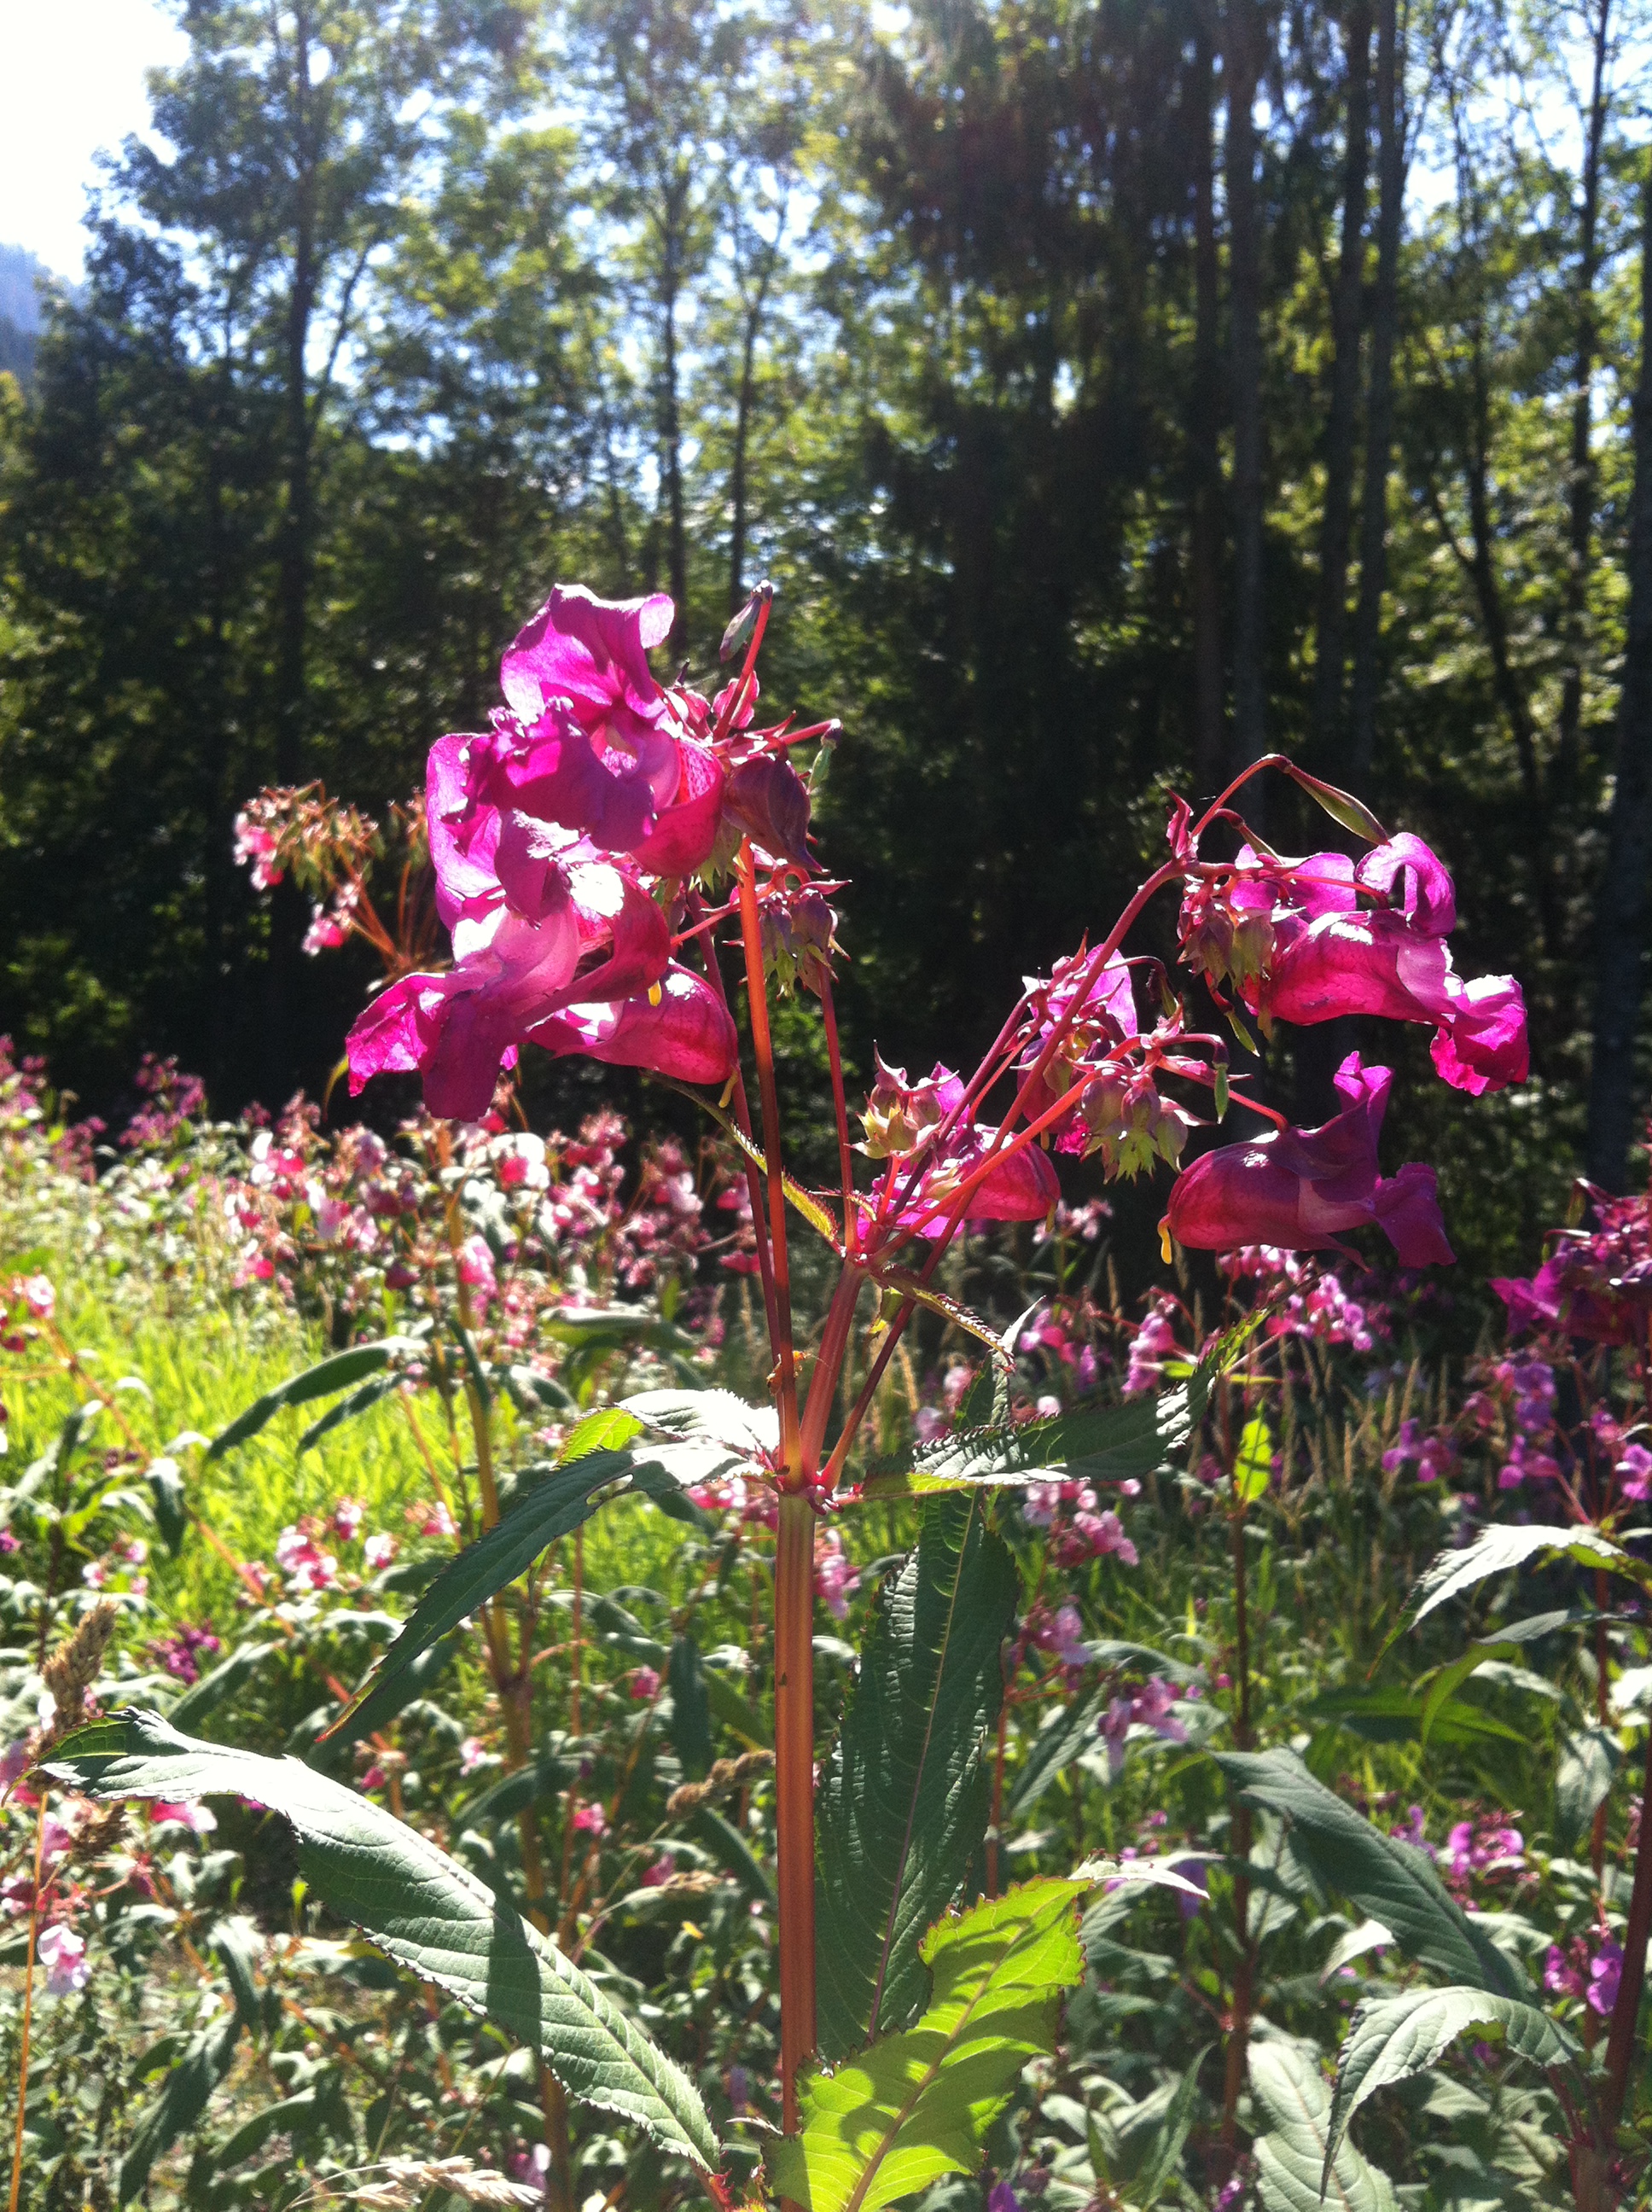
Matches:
[1213,1751,1522,1997]
[769,1878,1085,2212]
[1234,1414,1273,1504]
[46,1712,719,2171]
[1324,1987,1577,2174]
[1405,1524,1636,1633]
[815,1495,1020,2059]
[1248,2036,1399,2212]
[118,2012,242,2202]
[874,1268,1018,1366]
[623,1388,777,1458]
[206,1341,422,1460]
[1556,1726,1618,1848]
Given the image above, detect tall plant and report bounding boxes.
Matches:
[35,579,1534,2209]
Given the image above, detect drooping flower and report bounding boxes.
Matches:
[1166,1056,1454,1268]
[1182,836,1528,1095]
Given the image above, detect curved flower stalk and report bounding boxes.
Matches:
[329,591,1526,2194]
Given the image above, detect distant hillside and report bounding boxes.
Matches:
[0,242,49,335]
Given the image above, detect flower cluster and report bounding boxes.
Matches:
[1545,1934,1623,2015]
[344,587,841,1119]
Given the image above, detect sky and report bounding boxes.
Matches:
[0,0,188,280]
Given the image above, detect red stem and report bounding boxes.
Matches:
[819,972,858,1257]
[800,1262,864,1478]
[691,897,783,1356]
[774,1491,818,2134]
[736,843,803,1479]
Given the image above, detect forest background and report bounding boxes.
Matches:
[1,0,1647,1293]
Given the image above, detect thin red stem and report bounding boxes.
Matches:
[736,841,802,1480]
[800,1262,864,1479]
[691,898,782,1355]
[774,1491,818,2138]
[819,972,858,1258]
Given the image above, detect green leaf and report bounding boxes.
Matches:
[690,1804,773,1906]
[298,1372,400,1455]
[544,1307,697,1354]
[1324,1987,1577,2175]
[1556,1726,1619,1848]
[1131,2041,1213,2205]
[814,1495,1020,2059]
[323,1451,642,1741]
[1213,1750,1522,1997]
[1248,2035,1399,2212]
[46,1712,719,2171]
[1304,1685,1526,1749]
[1405,1524,1637,1634]
[666,1633,713,1781]
[167,1640,286,1732]
[1234,1415,1273,1505]
[145,1456,188,1555]
[119,2013,242,2202]
[207,1913,263,2030]
[769,1878,1085,2212]
[206,1341,419,1460]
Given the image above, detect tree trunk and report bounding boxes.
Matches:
[1347,0,1402,792]
[1190,10,1226,787]
[730,299,761,614]
[270,0,317,1094]
[1586,160,1652,1190]
[660,173,689,650]
[1556,0,1613,799]
[276,0,315,789]
[1225,0,1267,793]
[1310,0,1372,761]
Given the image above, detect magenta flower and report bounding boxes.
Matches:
[1166,1056,1453,1267]
[1184,835,1528,1095]
[1589,1938,1623,2016]
[347,590,747,1119]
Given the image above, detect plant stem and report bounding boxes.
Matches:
[7,1790,49,2212]
[1601,1708,1652,2147]
[773,1491,818,2133]
[736,842,802,1477]
[1221,1498,1255,2151]
[818,973,857,1255]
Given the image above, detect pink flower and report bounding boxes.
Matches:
[16,1275,55,1320]
[459,1737,488,1776]
[1589,1938,1623,2016]
[363,1533,398,1570]
[631,1666,662,1700]
[1125,1301,1180,1398]
[572,1802,608,1837]
[330,1498,364,1543]
[38,1924,89,1996]
[1098,1677,1186,1775]
[150,1798,218,1837]
[641,1853,675,1887]
[232,811,282,890]
[1620,1444,1652,1501]
[814,1528,861,1621]
[1167,1056,1453,1268]
[1195,835,1530,1096]
[456,1235,497,1308]
[273,1525,338,1593]
[301,904,347,956]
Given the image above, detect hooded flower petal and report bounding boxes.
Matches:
[1355,832,1457,935]
[629,739,725,876]
[500,585,673,730]
[1166,1054,1453,1266]
[533,966,739,1086]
